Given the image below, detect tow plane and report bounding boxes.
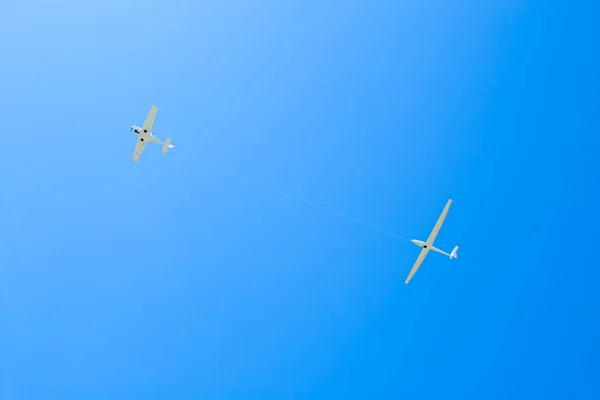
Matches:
[130,105,173,162]
[405,199,459,284]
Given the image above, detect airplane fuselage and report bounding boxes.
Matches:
[411,238,457,259]
[131,125,162,145]
[412,239,429,248]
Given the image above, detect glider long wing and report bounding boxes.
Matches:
[405,247,430,284]
[132,138,146,162]
[425,199,452,245]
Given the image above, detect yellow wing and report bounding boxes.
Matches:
[405,247,430,284]
[426,199,452,245]
[141,105,158,134]
[132,138,146,162]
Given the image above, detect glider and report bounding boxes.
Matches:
[130,105,174,162]
[405,199,459,284]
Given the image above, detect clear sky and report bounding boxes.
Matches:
[1,0,599,398]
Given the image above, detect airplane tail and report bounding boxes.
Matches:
[162,138,174,154]
[450,246,459,259]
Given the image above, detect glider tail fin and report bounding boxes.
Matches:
[450,246,459,259]
[162,138,174,154]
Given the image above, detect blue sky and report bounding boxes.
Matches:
[1,0,599,398]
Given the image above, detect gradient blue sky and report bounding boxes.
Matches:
[1,1,599,398]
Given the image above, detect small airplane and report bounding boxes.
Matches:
[130,105,173,162]
[405,199,459,284]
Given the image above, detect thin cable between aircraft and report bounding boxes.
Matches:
[173,148,411,243]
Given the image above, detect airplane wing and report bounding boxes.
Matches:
[425,199,452,245]
[141,105,158,133]
[132,138,147,162]
[405,247,430,284]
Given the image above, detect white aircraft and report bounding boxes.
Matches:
[405,199,459,284]
[130,105,173,162]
